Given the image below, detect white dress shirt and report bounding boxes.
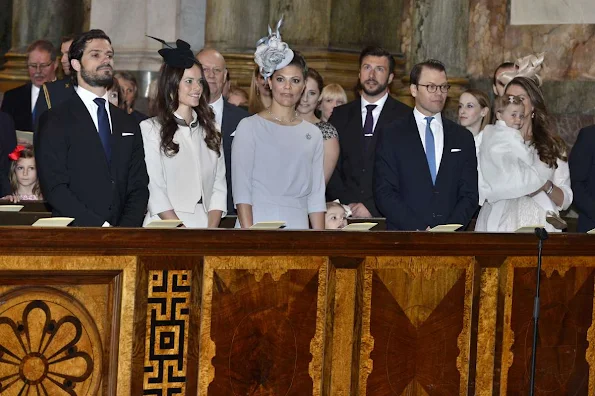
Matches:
[413,106,444,171]
[361,92,389,132]
[209,94,224,127]
[75,85,113,132]
[31,85,40,113]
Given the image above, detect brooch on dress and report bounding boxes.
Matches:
[306,133,311,140]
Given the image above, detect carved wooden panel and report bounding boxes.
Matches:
[501,257,595,395]
[362,257,475,395]
[199,256,327,395]
[143,270,192,395]
[0,287,103,394]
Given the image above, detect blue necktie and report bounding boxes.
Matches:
[425,116,436,184]
[93,98,111,162]
[363,104,377,151]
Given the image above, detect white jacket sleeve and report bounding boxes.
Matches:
[140,119,174,216]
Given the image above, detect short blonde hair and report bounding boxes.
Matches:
[319,83,347,105]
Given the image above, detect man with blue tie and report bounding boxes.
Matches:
[36,30,148,226]
[374,60,478,230]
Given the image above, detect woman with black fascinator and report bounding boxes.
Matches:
[140,39,227,228]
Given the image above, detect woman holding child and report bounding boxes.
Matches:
[475,56,572,232]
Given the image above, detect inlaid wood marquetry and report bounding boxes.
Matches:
[0,287,103,395]
[143,270,192,395]
[199,256,327,396]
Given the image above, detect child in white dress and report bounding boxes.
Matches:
[475,95,554,231]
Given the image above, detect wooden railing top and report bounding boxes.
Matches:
[0,227,592,257]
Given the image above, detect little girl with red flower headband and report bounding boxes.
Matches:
[2,144,43,202]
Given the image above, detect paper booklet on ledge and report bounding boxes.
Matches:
[343,222,378,231]
[146,219,183,228]
[32,217,74,227]
[428,224,463,232]
[588,228,595,235]
[0,205,24,212]
[515,225,545,233]
[250,221,286,229]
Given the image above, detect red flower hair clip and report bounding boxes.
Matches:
[8,145,25,161]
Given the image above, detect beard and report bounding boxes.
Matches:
[80,64,113,87]
[361,78,389,97]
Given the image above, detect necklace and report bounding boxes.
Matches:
[267,108,299,124]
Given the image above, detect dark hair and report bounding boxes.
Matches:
[114,71,139,108]
[68,29,112,84]
[155,62,221,157]
[9,144,42,198]
[493,62,515,85]
[61,34,78,44]
[506,76,567,167]
[27,40,56,61]
[306,68,324,93]
[275,50,308,79]
[359,46,395,75]
[410,59,446,85]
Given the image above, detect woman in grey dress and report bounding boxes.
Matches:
[297,67,340,185]
[232,22,325,229]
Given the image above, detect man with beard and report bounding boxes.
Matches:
[327,46,410,218]
[374,60,478,230]
[34,34,77,130]
[196,48,248,215]
[1,40,57,131]
[36,29,149,226]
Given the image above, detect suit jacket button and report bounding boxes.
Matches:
[362,168,366,173]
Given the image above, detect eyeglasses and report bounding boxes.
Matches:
[417,84,451,93]
[202,67,224,75]
[27,62,54,70]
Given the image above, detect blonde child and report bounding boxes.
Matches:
[317,84,347,122]
[3,144,43,202]
[476,95,555,231]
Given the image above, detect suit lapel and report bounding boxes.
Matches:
[435,120,452,186]
[364,96,396,161]
[343,99,364,167]
[69,95,111,172]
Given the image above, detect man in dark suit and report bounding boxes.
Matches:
[374,59,478,230]
[327,46,410,217]
[36,29,149,227]
[34,35,77,129]
[1,40,58,131]
[0,111,17,196]
[569,125,595,232]
[197,48,249,215]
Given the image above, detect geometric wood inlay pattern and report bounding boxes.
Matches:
[143,270,191,395]
[0,287,103,395]
[366,262,471,395]
[206,266,322,395]
[506,266,594,395]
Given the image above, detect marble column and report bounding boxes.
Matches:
[0,0,85,87]
[398,0,470,111]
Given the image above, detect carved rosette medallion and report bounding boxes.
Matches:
[0,287,102,394]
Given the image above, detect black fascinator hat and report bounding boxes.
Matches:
[147,35,198,69]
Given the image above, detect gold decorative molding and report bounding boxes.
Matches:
[198,260,216,394]
[475,267,500,395]
[500,258,516,396]
[358,258,375,395]
[588,294,595,395]
[377,256,473,280]
[456,260,475,395]
[308,259,328,396]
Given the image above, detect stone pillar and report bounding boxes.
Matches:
[0,0,85,89]
[398,0,470,111]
